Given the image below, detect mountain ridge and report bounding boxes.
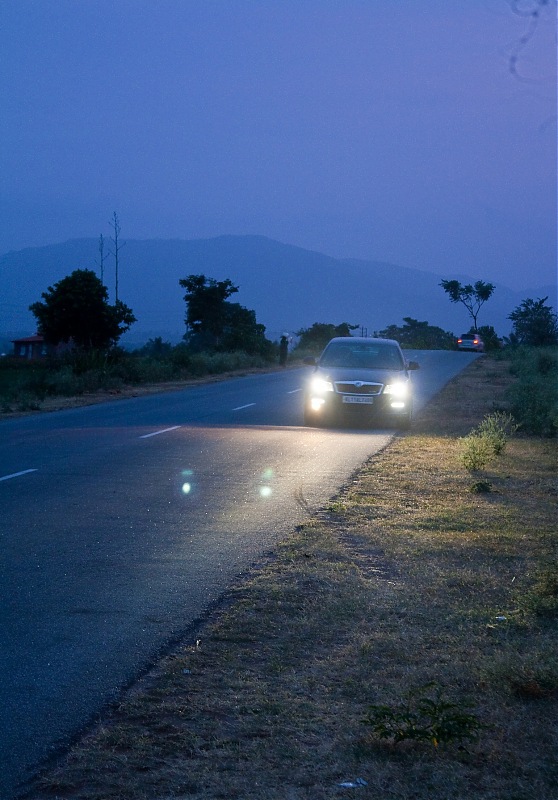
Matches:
[1,235,555,345]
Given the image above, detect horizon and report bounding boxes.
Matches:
[1,236,555,347]
[0,1,556,295]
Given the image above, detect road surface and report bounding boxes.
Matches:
[0,351,478,798]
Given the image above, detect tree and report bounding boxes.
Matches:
[378,318,455,350]
[179,274,239,348]
[440,279,495,331]
[109,211,125,302]
[220,303,273,356]
[30,269,136,350]
[136,336,173,358]
[179,274,272,355]
[477,325,501,352]
[508,297,558,346]
[295,322,358,353]
[96,233,108,285]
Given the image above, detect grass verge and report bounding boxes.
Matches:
[28,356,557,799]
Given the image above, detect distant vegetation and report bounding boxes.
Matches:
[293,321,358,357]
[377,317,456,350]
[1,266,556,435]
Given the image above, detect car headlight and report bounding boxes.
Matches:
[310,377,334,394]
[383,381,408,398]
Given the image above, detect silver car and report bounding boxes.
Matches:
[457,333,484,352]
[303,337,419,429]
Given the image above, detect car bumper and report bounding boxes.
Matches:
[305,392,412,423]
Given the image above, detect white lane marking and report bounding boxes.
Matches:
[0,469,38,482]
[288,388,302,394]
[233,403,256,411]
[140,426,181,439]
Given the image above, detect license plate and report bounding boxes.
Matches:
[342,395,374,405]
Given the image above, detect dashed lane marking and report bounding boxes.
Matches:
[140,426,182,439]
[0,469,38,482]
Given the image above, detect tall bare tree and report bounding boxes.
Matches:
[109,212,125,301]
[96,233,108,285]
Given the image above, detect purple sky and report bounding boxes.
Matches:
[1,0,556,291]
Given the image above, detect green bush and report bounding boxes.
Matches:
[459,433,495,472]
[459,412,518,471]
[506,346,558,436]
[474,412,518,455]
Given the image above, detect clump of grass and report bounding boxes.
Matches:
[363,683,485,748]
[459,411,518,471]
[523,563,558,619]
[470,480,492,493]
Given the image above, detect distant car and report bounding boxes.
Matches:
[457,332,484,352]
[303,337,419,429]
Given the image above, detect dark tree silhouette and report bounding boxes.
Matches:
[378,318,456,350]
[440,279,495,331]
[508,297,558,345]
[295,322,358,353]
[30,269,135,350]
[179,274,239,347]
[179,274,271,355]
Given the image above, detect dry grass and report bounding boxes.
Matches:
[28,356,557,800]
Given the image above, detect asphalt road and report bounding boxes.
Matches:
[0,351,478,798]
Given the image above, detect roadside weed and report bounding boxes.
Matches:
[363,684,485,748]
[459,411,518,471]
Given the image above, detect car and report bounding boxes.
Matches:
[456,332,484,352]
[303,337,419,429]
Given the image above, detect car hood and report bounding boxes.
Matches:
[313,366,409,384]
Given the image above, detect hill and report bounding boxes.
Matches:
[1,235,554,346]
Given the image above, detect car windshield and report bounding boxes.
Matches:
[320,341,404,370]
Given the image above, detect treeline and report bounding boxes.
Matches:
[1,267,557,433]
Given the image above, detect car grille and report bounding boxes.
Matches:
[335,381,383,395]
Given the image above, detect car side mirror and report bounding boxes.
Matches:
[407,361,420,370]
[303,356,317,366]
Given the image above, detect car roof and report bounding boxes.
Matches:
[326,336,401,347]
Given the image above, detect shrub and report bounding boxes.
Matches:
[459,412,518,471]
[459,433,495,472]
[506,347,558,436]
[363,684,485,747]
[475,412,518,454]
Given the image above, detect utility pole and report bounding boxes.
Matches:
[109,211,125,302]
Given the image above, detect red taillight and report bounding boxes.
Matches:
[457,339,462,344]
[473,339,479,344]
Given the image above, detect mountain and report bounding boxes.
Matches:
[1,235,555,346]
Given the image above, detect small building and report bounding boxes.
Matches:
[11,334,50,359]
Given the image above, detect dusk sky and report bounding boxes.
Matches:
[1,0,556,292]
